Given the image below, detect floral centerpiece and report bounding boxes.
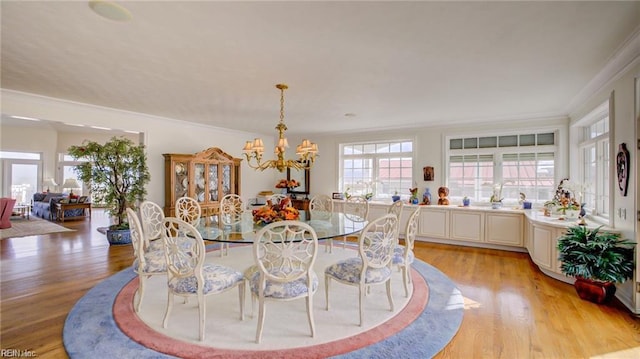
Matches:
[275,179,300,190]
[252,196,299,225]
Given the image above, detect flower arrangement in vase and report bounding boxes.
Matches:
[489,183,503,209]
[275,178,300,191]
[544,178,582,218]
[252,197,299,225]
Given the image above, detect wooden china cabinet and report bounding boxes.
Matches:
[163,147,242,217]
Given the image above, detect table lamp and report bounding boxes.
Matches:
[43,178,57,192]
[62,178,81,196]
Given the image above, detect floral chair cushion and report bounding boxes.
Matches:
[168,263,243,295]
[133,249,167,273]
[392,245,415,266]
[147,239,164,252]
[324,257,392,285]
[249,270,319,299]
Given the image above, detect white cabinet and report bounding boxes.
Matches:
[450,211,484,242]
[524,218,533,253]
[531,224,555,271]
[485,212,523,246]
[419,208,449,239]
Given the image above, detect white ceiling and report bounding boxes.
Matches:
[2,1,639,136]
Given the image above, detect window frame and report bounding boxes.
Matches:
[445,129,559,206]
[339,139,415,200]
[577,102,610,223]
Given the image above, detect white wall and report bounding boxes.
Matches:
[1,125,58,187]
[1,90,276,206]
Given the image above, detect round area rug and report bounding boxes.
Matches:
[63,245,463,358]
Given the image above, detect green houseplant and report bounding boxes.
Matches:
[68,137,150,244]
[557,225,635,303]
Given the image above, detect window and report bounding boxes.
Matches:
[0,151,42,202]
[579,104,609,220]
[340,140,413,199]
[446,132,557,204]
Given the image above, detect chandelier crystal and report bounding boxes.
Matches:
[243,84,318,172]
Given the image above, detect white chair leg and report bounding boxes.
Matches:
[135,275,145,312]
[162,293,174,328]
[358,284,364,326]
[198,293,206,341]
[256,295,266,343]
[325,238,333,253]
[238,281,245,321]
[306,294,315,337]
[402,266,409,297]
[251,292,257,318]
[325,275,331,310]
[386,280,394,312]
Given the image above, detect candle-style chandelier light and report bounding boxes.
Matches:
[242,83,318,172]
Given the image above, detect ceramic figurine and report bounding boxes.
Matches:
[422,188,431,205]
[437,186,450,205]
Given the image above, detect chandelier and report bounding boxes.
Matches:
[242,84,318,172]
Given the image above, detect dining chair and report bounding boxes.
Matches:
[387,199,403,222]
[393,207,420,297]
[139,200,165,251]
[218,194,244,256]
[126,208,167,313]
[268,193,290,207]
[309,194,334,252]
[161,217,245,342]
[325,213,398,326]
[341,195,369,249]
[175,196,202,227]
[248,220,319,343]
[309,194,333,217]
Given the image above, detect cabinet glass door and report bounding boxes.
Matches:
[174,161,189,199]
[194,163,205,203]
[222,164,231,196]
[208,164,218,201]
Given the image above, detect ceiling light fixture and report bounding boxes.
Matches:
[243,84,318,172]
[88,1,132,22]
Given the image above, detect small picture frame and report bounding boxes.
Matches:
[70,198,78,203]
[423,166,434,181]
[78,196,88,203]
[332,192,344,200]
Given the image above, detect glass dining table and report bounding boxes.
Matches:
[195,211,367,243]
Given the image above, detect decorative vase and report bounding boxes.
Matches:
[392,195,401,202]
[462,198,470,206]
[106,228,132,245]
[573,277,616,304]
[491,202,502,209]
[423,188,432,204]
[522,201,532,209]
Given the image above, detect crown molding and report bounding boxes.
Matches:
[566,25,640,114]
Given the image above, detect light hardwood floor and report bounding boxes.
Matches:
[1,209,639,358]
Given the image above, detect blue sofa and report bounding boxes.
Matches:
[32,193,86,221]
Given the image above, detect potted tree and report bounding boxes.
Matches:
[68,137,150,245]
[557,225,635,304]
